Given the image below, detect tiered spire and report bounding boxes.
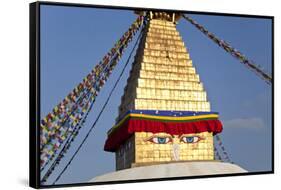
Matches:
[118,14,210,119]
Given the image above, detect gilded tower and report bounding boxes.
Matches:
[104,12,223,170]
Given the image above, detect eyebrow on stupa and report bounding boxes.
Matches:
[178,134,202,138]
[144,133,174,140]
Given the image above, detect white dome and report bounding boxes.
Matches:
[90,161,247,182]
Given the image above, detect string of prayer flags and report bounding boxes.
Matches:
[214,147,222,161]
[183,14,272,85]
[40,16,144,171]
[40,92,94,170]
[215,134,232,163]
[41,100,95,183]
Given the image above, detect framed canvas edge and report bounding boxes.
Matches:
[30,1,41,189]
[29,1,275,189]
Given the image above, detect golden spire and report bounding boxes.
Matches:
[105,12,217,170]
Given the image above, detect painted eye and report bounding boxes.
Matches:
[149,137,172,144]
[181,136,201,143]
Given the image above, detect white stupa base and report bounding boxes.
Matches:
[90,161,247,182]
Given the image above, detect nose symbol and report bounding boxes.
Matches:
[172,144,180,161]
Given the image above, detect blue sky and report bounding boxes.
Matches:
[40,5,272,185]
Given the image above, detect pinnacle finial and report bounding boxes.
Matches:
[135,11,182,23]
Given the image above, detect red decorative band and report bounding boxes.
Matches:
[104,118,223,152]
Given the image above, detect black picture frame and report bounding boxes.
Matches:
[29,1,274,189]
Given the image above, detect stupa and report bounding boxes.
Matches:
[91,11,246,182]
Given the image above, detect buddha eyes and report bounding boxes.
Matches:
[180,136,202,143]
[147,135,203,144]
[148,137,172,144]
